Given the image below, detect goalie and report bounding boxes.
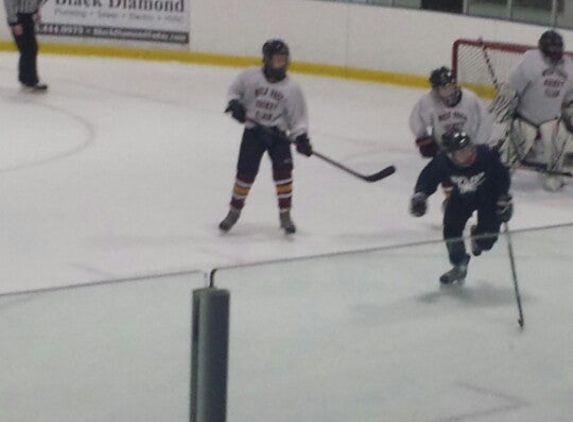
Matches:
[489,29,573,191]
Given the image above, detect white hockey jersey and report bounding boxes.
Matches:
[227,67,309,139]
[508,49,573,126]
[409,88,493,147]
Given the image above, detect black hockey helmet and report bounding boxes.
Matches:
[442,130,471,153]
[442,130,476,166]
[539,30,564,63]
[429,66,455,88]
[262,39,290,82]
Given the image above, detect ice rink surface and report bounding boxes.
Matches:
[1,53,573,422]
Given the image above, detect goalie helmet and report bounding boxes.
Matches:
[429,66,455,88]
[262,39,290,82]
[539,30,564,64]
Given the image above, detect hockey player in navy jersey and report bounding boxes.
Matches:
[409,131,513,285]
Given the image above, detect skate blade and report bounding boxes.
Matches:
[439,277,465,288]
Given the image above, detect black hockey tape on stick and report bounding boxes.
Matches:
[504,223,524,329]
[311,150,396,182]
[520,159,573,177]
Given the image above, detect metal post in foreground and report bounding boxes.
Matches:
[190,287,230,422]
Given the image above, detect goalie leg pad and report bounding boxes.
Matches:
[499,118,538,168]
[489,83,518,123]
[540,119,572,171]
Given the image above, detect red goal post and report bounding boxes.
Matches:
[452,39,535,99]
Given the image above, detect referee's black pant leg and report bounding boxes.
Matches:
[14,15,38,86]
[443,198,474,265]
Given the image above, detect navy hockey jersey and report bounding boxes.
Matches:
[414,145,510,206]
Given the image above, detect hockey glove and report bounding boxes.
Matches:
[496,193,513,222]
[225,99,246,123]
[415,136,438,157]
[410,192,427,217]
[295,133,313,157]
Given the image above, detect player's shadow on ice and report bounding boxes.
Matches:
[418,280,525,308]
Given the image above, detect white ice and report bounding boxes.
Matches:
[1,53,572,422]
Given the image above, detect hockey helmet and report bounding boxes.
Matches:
[429,66,455,88]
[442,131,475,166]
[442,130,471,153]
[262,39,290,82]
[430,66,460,106]
[539,30,564,63]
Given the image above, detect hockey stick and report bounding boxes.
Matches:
[519,159,573,177]
[242,118,396,182]
[478,37,501,90]
[310,149,396,182]
[504,222,524,329]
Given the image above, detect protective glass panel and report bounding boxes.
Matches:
[556,0,573,29]
[511,0,554,25]
[467,0,510,18]
[216,224,573,422]
[0,272,205,422]
[3,224,573,421]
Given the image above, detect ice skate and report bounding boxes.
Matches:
[439,255,470,286]
[21,82,48,93]
[541,173,564,192]
[218,207,241,232]
[470,225,482,256]
[279,209,296,234]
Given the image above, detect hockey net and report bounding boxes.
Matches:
[452,38,573,169]
[451,39,535,99]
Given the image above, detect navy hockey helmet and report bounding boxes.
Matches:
[539,30,564,63]
[442,130,471,153]
[429,66,455,88]
[442,131,476,166]
[262,39,290,82]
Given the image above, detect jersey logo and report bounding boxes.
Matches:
[451,172,486,194]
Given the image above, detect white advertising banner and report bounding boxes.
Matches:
[37,0,190,44]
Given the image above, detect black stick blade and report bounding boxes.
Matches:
[520,160,573,177]
[363,165,396,182]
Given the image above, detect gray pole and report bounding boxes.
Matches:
[191,287,230,422]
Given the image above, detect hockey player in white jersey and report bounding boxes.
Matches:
[489,30,573,191]
[410,66,493,156]
[218,39,313,234]
[409,66,493,208]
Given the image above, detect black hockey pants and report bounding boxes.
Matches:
[443,196,502,265]
[236,126,293,175]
